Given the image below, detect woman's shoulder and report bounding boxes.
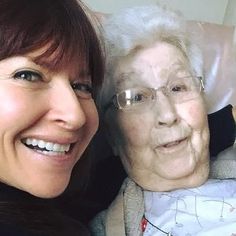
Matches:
[0,216,89,236]
[0,222,39,236]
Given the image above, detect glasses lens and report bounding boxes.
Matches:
[117,87,154,109]
[168,76,201,103]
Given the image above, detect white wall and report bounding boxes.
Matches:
[224,0,236,25]
[83,0,236,25]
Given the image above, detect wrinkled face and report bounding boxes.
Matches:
[106,42,209,191]
[0,51,98,198]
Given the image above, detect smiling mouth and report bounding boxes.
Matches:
[21,138,74,156]
[158,138,187,148]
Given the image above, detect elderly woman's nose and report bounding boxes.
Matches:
[49,82,86,130]
[155,95,178,127]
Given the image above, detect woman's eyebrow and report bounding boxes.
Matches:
[78,70,90,78]
[68,69,91,82]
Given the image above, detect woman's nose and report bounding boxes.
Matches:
[155,93,178,127]
[49,81,86,130]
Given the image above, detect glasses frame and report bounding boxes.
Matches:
[104,76,204,112]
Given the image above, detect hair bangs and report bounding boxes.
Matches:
[0,0,104,89]
[31,27,90,74]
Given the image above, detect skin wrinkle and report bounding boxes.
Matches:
[106,41,209,192]
[114,60,194,94]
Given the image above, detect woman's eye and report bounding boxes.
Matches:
[71,82,93,99]
[13,70,42,82]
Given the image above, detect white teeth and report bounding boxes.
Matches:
[46,142,53,151]
[53,143,61,152]
[32,139,38,146]
[23,138,71,152]
[38,140,45,149]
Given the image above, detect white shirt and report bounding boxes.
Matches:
[144,179,236,236]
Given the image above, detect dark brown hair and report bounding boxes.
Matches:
[0,0,104,233]
[0,0,104,90]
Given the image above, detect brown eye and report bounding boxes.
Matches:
[71,82,93,99]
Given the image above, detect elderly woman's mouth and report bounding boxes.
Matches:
[157,137,188,149]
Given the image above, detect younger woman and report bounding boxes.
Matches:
[0,0,104,235]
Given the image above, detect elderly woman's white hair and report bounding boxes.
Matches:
[98,4,203,112]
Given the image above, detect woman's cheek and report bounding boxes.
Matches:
[177,100,207,129]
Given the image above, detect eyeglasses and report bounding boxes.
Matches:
[104,76,204,111]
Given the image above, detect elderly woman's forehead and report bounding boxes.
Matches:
[115,46,189,71]
[113,60,191,86]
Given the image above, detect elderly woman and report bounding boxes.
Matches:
[91,5,236,236]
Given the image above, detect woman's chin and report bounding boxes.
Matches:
[30,185,67,199]
[22,177,71,199]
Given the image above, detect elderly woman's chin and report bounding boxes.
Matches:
[168,159,210,191]
[129,157,210,192]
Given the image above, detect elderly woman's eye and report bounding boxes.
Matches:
[71,82,93,99]
[170,80,191,93]
[171,84,188,92]
[133,93,145,101]
[13,70,42,82]
[130,90,150,103]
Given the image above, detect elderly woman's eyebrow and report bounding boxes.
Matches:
[116,71,140,86]
[115,62,191,88]
[170,60,191,72]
